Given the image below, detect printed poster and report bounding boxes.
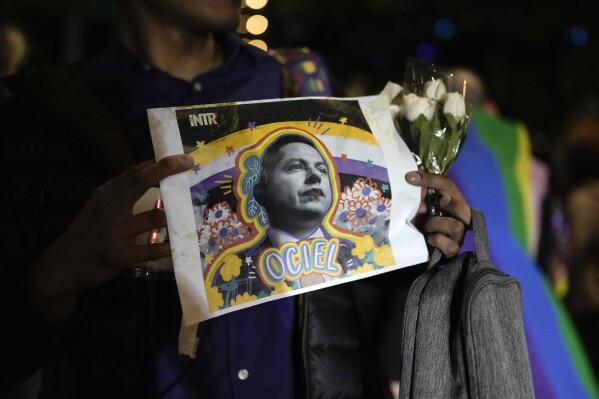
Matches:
[148,83,429,326]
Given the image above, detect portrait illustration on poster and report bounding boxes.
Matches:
[148,92,428,324]
[199,128,397,312]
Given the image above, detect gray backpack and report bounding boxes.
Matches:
[400,209,535,398]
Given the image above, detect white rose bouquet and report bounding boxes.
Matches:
[393,58,472,215]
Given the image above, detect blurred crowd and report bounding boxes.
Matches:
[539,97,599,381]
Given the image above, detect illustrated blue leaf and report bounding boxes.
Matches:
[246,156,261,172]
[258,208,269,226]
[247,198,259,217]
[243,173,260,194]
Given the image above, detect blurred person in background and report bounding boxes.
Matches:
[541,104,599,381]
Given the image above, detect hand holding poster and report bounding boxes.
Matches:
[147,83,428,327]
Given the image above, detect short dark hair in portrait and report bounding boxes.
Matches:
[253,134,334,237]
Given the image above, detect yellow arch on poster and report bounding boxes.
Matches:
[190,121,378,168]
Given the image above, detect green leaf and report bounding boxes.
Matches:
[441,113,468,172]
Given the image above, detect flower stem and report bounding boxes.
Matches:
[426,187,444,217]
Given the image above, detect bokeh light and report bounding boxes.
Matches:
[415,42,437,62]
[245,0,269,10]
[248,39,268,51]
[434,18,455,40]
[246,14,269,35]
[569,25,588,46]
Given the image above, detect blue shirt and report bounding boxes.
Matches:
[91,33,298,398]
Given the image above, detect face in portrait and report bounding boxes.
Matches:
[254,135,334,238]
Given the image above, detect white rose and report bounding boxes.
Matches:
[443,92,466,121]
[402,93,436,121]
[424,79,447,100]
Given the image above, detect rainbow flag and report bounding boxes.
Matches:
[449,110,599,399]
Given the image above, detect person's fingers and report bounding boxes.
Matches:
[94,208,169,265]
[109,208,168,240]
[438,194,471,227]
[93,239,171,270]
[410,171,458,190]
[423,216,465,244]
[406,171,463,199]
[103,154,194,207]
[95,224,171,268]
[125,154,194,203]
[405,171,471,226]
[426,233,460,258]
[118,242,172,266]
[405,171,472,258]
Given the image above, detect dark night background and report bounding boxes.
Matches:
[4,0,599,161]
[3,2,599,397]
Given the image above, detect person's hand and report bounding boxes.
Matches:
[29,154,194,323]
[405,171,472,258]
